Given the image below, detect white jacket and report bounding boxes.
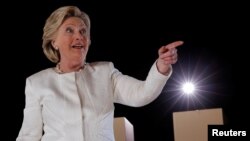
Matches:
[17,61,171,141]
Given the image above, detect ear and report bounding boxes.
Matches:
[51,41,58,50]
[51,40,56,47]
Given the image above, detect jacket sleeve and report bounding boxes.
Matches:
[16,78,43,141]
[112,61,172,107]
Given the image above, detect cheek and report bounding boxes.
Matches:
[58,38,72,48]
[83,46,89,54]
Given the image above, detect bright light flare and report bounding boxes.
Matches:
[160,54,221,111]
[182,82,195,95]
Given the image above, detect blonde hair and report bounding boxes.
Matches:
[42,6,91,63]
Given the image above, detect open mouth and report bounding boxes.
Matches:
[72,45,84,49]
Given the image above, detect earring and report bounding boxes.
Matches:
[55,46,58,50]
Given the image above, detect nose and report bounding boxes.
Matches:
[75,32,84,40]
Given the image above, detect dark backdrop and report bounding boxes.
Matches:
[4,0,248,141]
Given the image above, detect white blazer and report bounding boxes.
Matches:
[17,61,172,141]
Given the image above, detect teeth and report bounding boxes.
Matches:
[72,46,83,49]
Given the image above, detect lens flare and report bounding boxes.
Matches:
[182,82,195,95]
[161,54,222,111]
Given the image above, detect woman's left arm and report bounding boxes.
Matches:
[112,41,183,107]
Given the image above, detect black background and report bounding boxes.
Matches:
[4,0,249,140]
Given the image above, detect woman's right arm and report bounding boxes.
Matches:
[16,78,43,141]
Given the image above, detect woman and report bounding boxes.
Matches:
[17,6,183,141]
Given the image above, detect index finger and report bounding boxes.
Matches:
[165,41,184,49]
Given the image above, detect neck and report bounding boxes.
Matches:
[56,62,85,73]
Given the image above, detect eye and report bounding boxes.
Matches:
[80,29,87,35]
[66,27,74,33]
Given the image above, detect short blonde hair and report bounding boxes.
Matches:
[42,6,91,63]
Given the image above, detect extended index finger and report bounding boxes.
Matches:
[165,41,184,49]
